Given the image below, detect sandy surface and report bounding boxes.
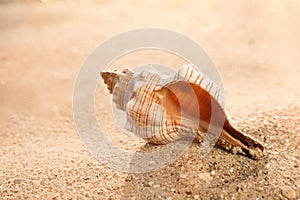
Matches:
[0,0,300,199]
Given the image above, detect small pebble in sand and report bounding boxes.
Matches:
[280,186,296,200]
[231,146,243,154]
[180,174,188,179]
[148,182,153,186]
[249,148,264,159]
[198,172,213,182]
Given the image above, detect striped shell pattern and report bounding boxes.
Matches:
[101,64,264,158]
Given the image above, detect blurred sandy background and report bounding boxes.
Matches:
[0,0,299,199]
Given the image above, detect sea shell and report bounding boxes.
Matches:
[101,64,264,158]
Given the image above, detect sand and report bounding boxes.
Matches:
[0,1,299,199]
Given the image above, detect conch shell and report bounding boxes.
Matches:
[101,64,264,158]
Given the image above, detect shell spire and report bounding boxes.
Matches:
[100,70,119,94]
[101,68,134,110]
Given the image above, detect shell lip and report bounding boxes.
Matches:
[219,121,265,159]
